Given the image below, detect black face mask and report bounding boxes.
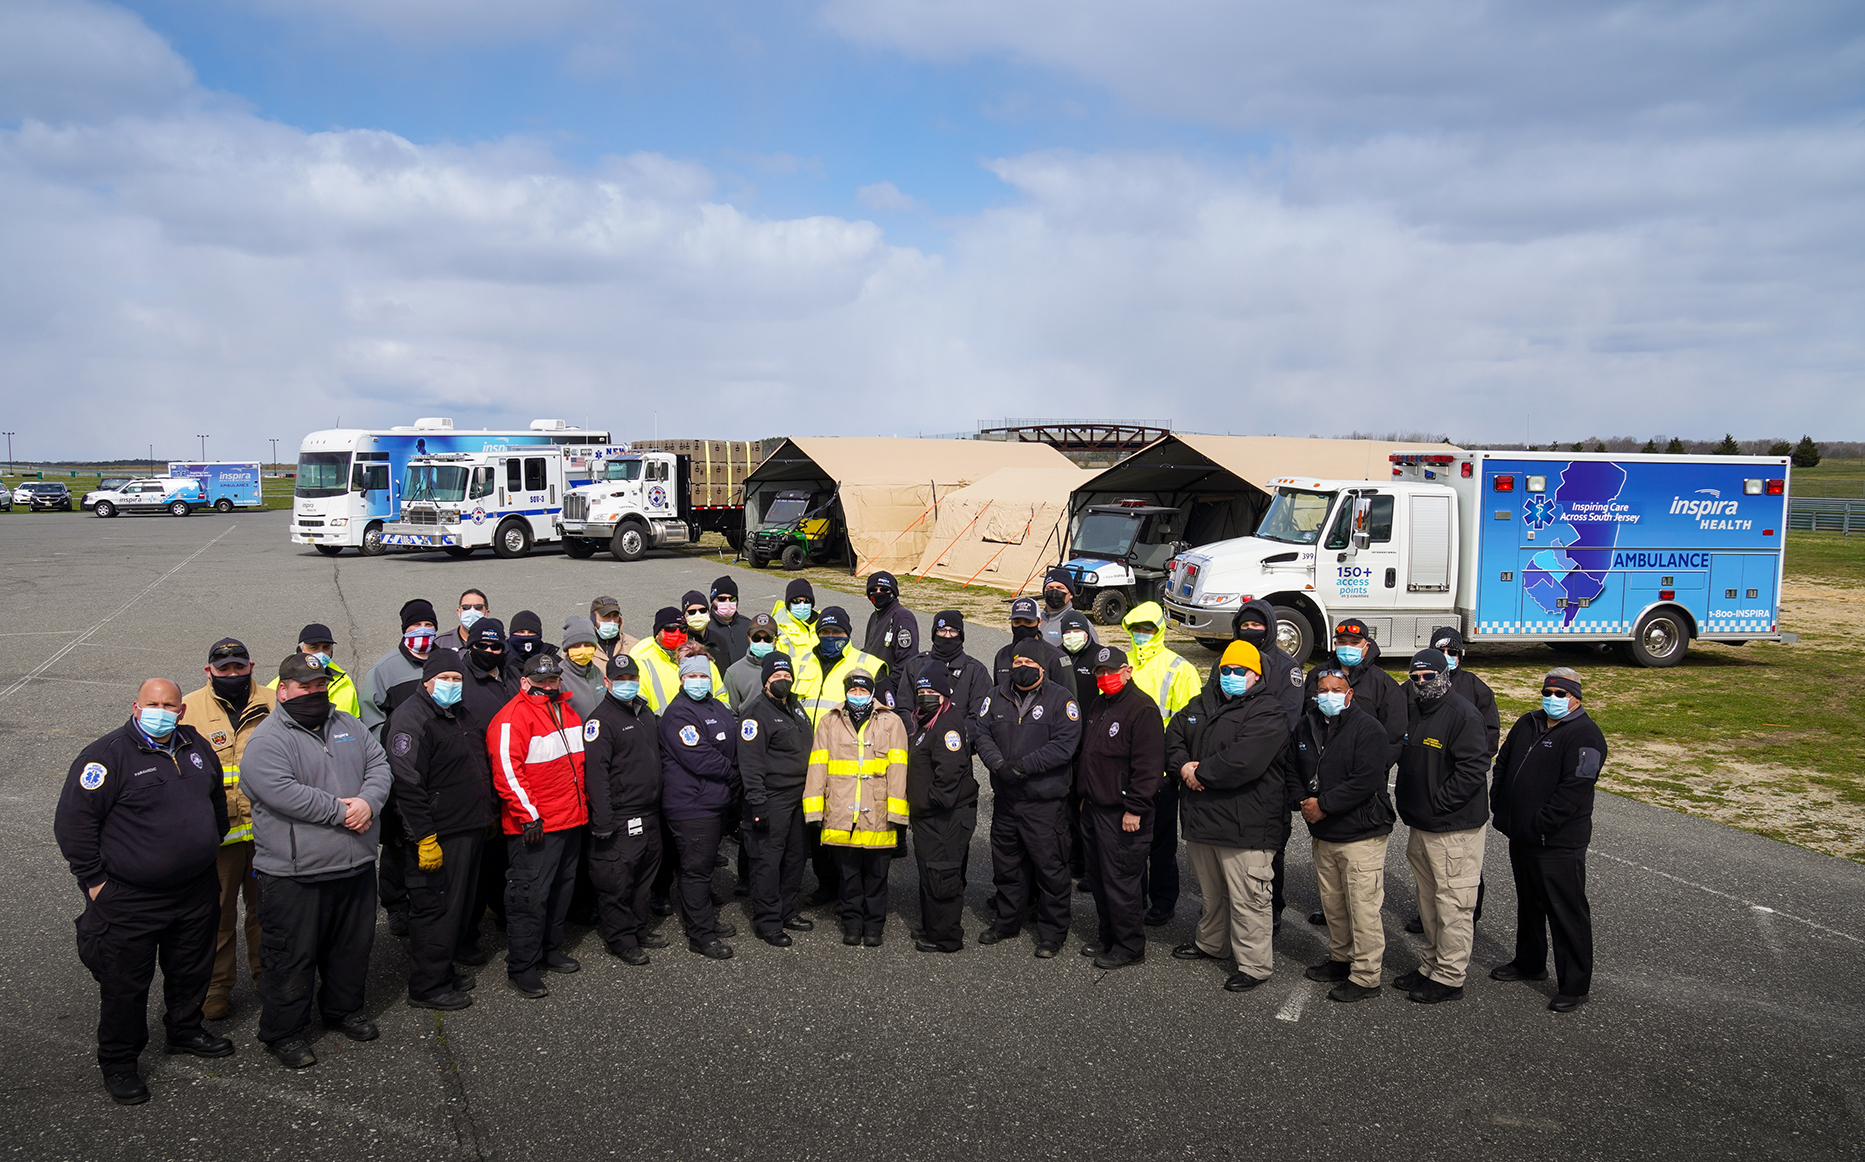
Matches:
[916,692,942,712]
[1013,665,1044,690]
[869,590,894,611]
[470,649,503,672]
[769,678,793,700]
[1237,626,1268,648]
[537,686,563,702]
[280,691,331,731]
[931,632,961,658]
[1043,590,1067,611]
[1011,624,1040,643]
[511,637,540,657]
[211,673,252,706]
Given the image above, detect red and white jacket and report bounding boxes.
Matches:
[487,691,588,835]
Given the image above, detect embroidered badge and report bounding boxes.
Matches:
[1065,701,1079,721]
[1109,721,1121,737]
[679,725,700,746]
[584,720,601,742]
[190,752,205,768]
[210,730,230,748]
[1032,704,1045,720]
[391,733,413,756]
[741,719,759,741]
[80,762,107,790]
[944,730,961,752]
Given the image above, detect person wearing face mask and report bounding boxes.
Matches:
[588,595,637,666]
[1393,648,1491,1006]
[363,602,440,939]
[705,576,752,666]
[502,611,557,682]
[1075,647,1167,970]
[583,654,668,965]
[803,670,910,947]
[1211,601,1304,929]
[792,607,888,902]
[772,578,820,657]
[241,654,393,1068]
[180,638,277,1022]
[657,655,741,960]
[1488,668,1606,1013]
[736,653,817,946]
[265,624,361,718]
[904,668,979,954]
[384,650,493,1011]
[1302,619,1405,767]
[559,615,606,719]
[1289,668,1394,1002]
[1118,602,1203,928]
[57,676,232,1103]
[898,610,992,719]
[628,607,730,712]
[679,588,724,657]
[992,596,1077,696]
[972,641,1082,957]
[1038,567,1094,650]
[1163,642,1301,992]
[486,653,589,998]
[724,612,784,711]
[451,589,490,651]
[862,571,919,708]
[458,618,519,727]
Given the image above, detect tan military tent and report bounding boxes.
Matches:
[911,466,1096,593]
[741,438,1075,577]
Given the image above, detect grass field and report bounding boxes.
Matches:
[1791,456,1865,498]
[0,470,296,514]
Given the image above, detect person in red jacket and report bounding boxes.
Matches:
[487,653,587,999]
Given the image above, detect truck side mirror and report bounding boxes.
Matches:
[1350,497,1372,552]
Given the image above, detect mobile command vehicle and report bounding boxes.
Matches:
[379,444,624,558]
[166,462,263,512]
[289,419,612,556]
[1163,451,1790,667]
[557,440,761,562]
[87,477,207,517]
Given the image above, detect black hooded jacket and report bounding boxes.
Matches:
[906,697,978,813]
[1207,598,1305,728]
[1164,680,1299,850]
[862,578,919,706]
[1303,638,1406,764]
[898,611,992,718]
[973,672,1082,802]
[1076,682,1167,820]
[1491,708,1607,849]
[1057,609,1099,694]
[1291,702,1394,844]
[1395,690,1490,832]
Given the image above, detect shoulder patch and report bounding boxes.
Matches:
[1065,701,1079,721]
[390,732,413,756]
[190,752,205,768]
[584,720,601,742]
[897,630,912,650]
[944,729,962,752]
[79,762,107,790]
[741,718,759,741]
[1108,720,1121,738]
[978,696,991,716]
[1032,703,1045,720]
[679,724,700,747]
[1290,669,1303,686]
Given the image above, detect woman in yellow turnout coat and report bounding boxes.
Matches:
[803,669,909,946]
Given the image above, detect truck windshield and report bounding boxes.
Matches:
[403,464,470,503]
[603,459,643,481]
[1072,511,1144,560]
[294,452,350,499]
[763,496,810,525]
[1257,489,1336,545]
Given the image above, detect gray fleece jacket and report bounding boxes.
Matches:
[240,707,393,878]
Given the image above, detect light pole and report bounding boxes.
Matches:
[269,439,279,471]
[196,434,208,461]
[149,444,154,474]
[2,432,13,477]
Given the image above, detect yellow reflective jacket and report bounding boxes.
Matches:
[803,706,909,847]
[626,639,729,713]
[768,599,820,657]
[265,661,361,719]
[1123,601,1203,724]
[792,646,890,727]
[180,680,279,846]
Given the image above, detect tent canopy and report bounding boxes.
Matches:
[1070,434,1462,548]
[911,466,1096,593]
[742,437,1075,575]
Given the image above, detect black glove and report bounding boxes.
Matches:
[747,810,770,833]
[1006,763,1026,781]
[591,830,614,842]
[522,818,544,847]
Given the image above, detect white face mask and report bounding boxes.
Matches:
[1062,631,1089,653]
[459,608,483,629]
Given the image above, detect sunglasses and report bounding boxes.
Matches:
[1219,665,1251,677]
[1409,671,1437,682]
[1540,690,1571,699]
[460,602,487,611]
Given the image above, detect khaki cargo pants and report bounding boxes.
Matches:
[1406,826,1485,988]
[1186,842,1276,980]
[1313,834,1388,987]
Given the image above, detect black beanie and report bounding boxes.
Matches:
[933,610,965,639]
[1012,639,1047,665]
[710,575,738,600]
[761,652,795,682]
[400,598,438,630]
[510,610,543,636]
[914,663,953,697]
[653,606,683,632]
[785,578,815,605]
[422,649,464,680]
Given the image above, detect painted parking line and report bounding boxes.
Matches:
[1594,848,1863,946]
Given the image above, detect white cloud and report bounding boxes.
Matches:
[0,0,196,124]
[855,180,925,213]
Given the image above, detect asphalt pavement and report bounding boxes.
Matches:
[2,511,1862,1161]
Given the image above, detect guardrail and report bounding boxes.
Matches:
[1788,497,1865,534]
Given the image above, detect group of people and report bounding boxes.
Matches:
[55,566,1607,1106]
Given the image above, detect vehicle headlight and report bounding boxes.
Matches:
[1083,570,1099,586]
[1200,593,1241,608]
[328,518,348,527]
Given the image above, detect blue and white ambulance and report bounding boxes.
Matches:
[1163,450,1791,667]
[166,462,263,512]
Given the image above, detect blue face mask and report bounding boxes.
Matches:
[1446,655,1459,671]
[1315,691,1348,718]
[818,637,847,658]
[610,680,640,702]
[431,679,463,707]
[1542,694,1572,719]
[748,640,774,659]
[790,603,813,623]
[1130,630,1154,647]
[1335,645,1364,667]
[310,651,332,669]
[137,706,179,737]
[1218,671,1253,697]
[595,620,620,640]
[683,678,713,700]
[845,691,873,710]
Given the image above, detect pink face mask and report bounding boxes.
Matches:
[713,600,737,619]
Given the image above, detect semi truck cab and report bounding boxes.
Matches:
[557,451,690,561]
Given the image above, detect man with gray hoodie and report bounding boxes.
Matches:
[559,615,606,718]
[240,654,393,1069]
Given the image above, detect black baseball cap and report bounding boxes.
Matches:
[298,623,334,645]
[207,637,249,663]
[1091,645,1128,672]
[605,653,639,680]
[1010,596,1040,621]
[524,653,563,679]
[278,654,327,684]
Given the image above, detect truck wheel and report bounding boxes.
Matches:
[724,526,745,552]
[168,500,191,517]
[562,536,595,559]
[314,544,344,557]
[214,497,234,513]
[444,546,474,558]
[493,519,533,559]
[359,523,386,556]
[749,549,768,568]
[93,501,116,518]
[611,521,647,562]
[1090,590,1128,626]
[1626,607,1690,668]
[1271,605,1314,664]
[781,544,806,571]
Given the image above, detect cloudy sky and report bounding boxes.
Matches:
[3,0,1860,460]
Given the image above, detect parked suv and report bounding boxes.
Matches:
[16,482,74,512]
[89,477,205,517]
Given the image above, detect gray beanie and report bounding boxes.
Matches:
[562,614,597,648]
[678,655,712,679]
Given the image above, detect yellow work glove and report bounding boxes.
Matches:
[417,834,443,871]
